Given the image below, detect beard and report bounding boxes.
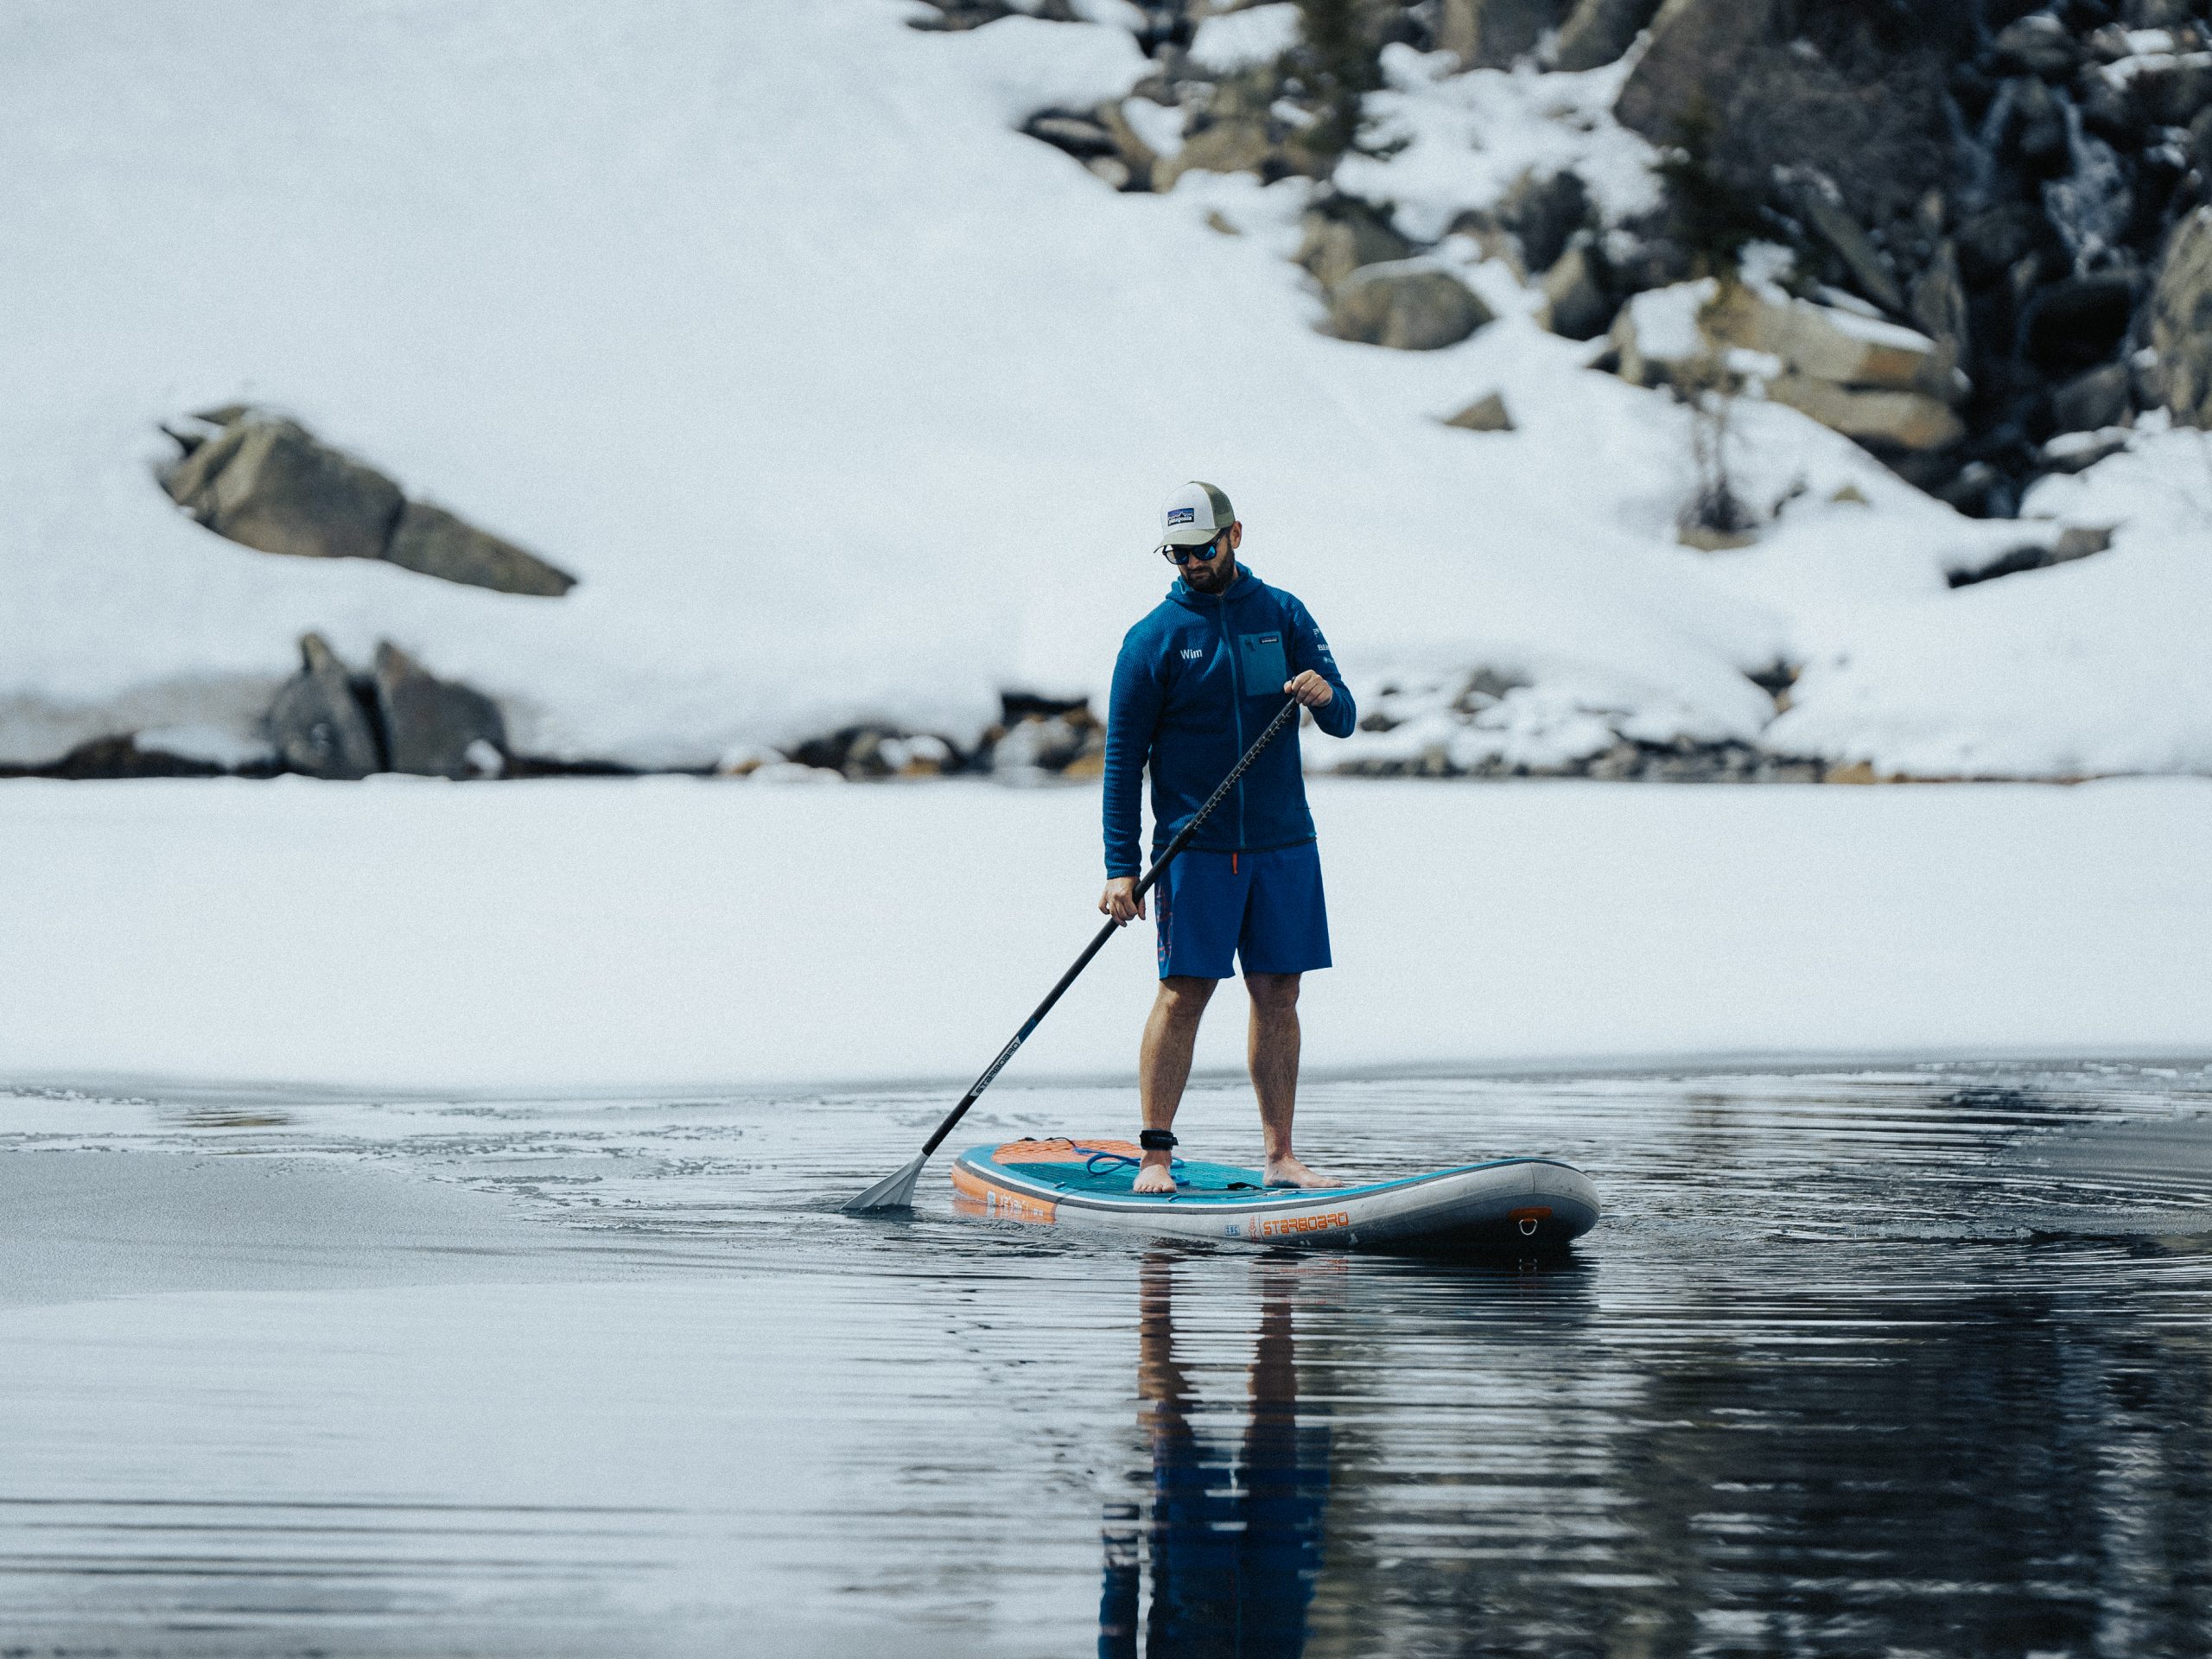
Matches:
[1184,555,1233,593]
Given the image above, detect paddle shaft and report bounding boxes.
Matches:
[913,696,1302,1160]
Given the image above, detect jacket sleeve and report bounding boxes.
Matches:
[1102,625,1164,877]
[1286,597,1356,739]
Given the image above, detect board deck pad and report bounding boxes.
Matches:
[951,1136,1601,1251]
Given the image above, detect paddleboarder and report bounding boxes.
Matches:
[1099,482,1357,1194]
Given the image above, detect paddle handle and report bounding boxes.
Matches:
[916,696,1302,1159]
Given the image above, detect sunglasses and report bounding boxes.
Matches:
[1160,531,1230,565]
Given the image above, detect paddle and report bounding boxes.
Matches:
[842,695,1304,1215]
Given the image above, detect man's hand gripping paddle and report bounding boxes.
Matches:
[842,696,1302,1215]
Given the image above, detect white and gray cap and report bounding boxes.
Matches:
[1159,480,1236,549]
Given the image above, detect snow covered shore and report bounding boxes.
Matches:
[5,777,2207,1094]
[5,1,2208,779]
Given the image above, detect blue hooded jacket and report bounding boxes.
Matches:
[1103,565,1356,877]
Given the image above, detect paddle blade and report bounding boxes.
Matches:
[843,1151,929,1215]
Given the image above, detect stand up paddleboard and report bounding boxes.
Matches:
[950,1139,1599,1251]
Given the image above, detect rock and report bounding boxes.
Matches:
[1790,181,1906,314]
[1096,100,1163,192]
[1154,117,1274,188]
[1322,265,1492,350]
[1615,0,1774,143]
[1550,0,1663,71]
[1295,198,1414,292]
[1704,280,1958,398]
[2126,53,2212,128]
[1437,0,1570,67]
[1910,239,1970,363]
[2151,206,2212,425]
[1946,525,2114,587]
[2075,60,2145,144]
[2192,106,2212,177]
[1495,168,1591,276]
[1677,522,1758,550]
[386,500,576,597]
[1955,201,2060,285]
[371,641,506,779]
[2005,74,2070,174]
[2125,0,2199,25]
[1763,375,1967,450]
[2023,272,2139,375]
[1020,111,1117,160]
[2038,427,2133,472]
[1540,238,1616,340]
[1442,391,1516,430]
[2050,361,2133,433]
[267,633,381,779]
[171,416,404,564]
[2052,524,2115,563]
[1991,14,2080,79]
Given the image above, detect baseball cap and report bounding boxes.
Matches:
[1159,480,1236,548]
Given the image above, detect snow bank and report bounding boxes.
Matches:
[3,779,2206,1092]
[2,1,2205,779]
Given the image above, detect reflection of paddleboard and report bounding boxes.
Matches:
[951,1138,1599,1251]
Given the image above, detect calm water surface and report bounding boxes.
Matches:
[3,1062,2209,1657]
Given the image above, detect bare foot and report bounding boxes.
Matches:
[1132,1156,1177,1194]
[1264,1155,1342,1189]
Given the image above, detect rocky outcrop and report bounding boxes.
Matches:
[372,643,507,778]
[162,408,575,596]
[267,633,382,779]
[2152,206,2212,426]
[1323,264,1492,350]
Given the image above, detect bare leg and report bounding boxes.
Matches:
[1135,976,1216,1192]
[1247,972,1334,1186]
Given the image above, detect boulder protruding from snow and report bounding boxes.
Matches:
[160,408,576,596]
[1442,391,1516,431]
[372,642,507,779]
[1323,265,1492,351]
[387,502,575,598]
[2152,206,2212,428]
[267,633,381,779]
[1297,199,1415,292]
[166,416,403,564]
[1612,277,1967,452]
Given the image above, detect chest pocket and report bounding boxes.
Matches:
[1237,631,1290,696]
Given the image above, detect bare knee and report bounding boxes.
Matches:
[1245,972,1301,1015]
[1155,976,1217,1027]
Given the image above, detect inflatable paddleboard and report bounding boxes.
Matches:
[950,1138,1598,1251]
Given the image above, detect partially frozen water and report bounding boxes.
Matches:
[4,1062,2211,1657]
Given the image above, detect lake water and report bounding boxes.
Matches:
[3,1061,2210,1657]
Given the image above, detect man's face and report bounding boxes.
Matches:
[1178,525,1239,594]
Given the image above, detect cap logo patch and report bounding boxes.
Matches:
[1166,506,1195,525]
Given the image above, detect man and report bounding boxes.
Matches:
[1098,481,1357,1194]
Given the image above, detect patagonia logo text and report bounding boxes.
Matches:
[1166,506,1196,525]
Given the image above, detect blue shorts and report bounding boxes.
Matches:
[1154,841,1332,981]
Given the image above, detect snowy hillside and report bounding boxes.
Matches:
[3,0,2207,777]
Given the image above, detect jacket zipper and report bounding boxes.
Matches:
[1220,596,1245,846]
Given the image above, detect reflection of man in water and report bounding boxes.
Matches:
[1099,1255,1332,1658]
